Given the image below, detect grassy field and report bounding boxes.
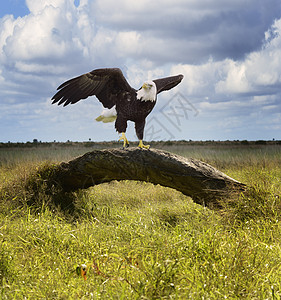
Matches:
[0,142,281,299]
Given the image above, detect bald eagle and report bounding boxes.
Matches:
[51,68,183,148]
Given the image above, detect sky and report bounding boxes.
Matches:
[0,0,281,143]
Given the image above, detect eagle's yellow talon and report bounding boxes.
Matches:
[119,132,129,148]
[138,140,150,149]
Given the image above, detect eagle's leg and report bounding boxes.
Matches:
[118,132,129,148]
[135,120,150,149]
[138,140,150,149]
[115,116,129,148]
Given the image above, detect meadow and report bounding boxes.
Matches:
[0,141,281,299]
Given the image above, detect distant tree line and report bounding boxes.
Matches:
[0,139,280,148]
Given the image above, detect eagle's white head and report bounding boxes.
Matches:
[137,80,157,102]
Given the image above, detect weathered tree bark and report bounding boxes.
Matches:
[51,148,246,208]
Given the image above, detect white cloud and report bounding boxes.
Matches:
[171,17,281,99]
[4,7,65,61]
[216,19,281,95]
[26,0,66,14]
[215,61,252,94]
[91,0,281,63]
[247,20,281,87]
[115,31,141,56]
[1,1,96,73]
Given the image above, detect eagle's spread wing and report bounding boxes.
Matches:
[153,74,184,94]
[51,68,132,109]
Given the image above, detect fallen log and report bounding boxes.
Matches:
[51,148,246,208]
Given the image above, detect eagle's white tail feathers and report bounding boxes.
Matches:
[95,106,117,123]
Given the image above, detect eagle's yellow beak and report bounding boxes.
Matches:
[142,83,149,89]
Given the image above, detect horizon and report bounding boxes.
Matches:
[1,139,280,145]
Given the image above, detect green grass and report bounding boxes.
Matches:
[1,143,281,299]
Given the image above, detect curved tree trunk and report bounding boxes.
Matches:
[51,148,246,208]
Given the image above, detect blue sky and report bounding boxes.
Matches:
[0,0,281,143]
[0,0,29,18]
